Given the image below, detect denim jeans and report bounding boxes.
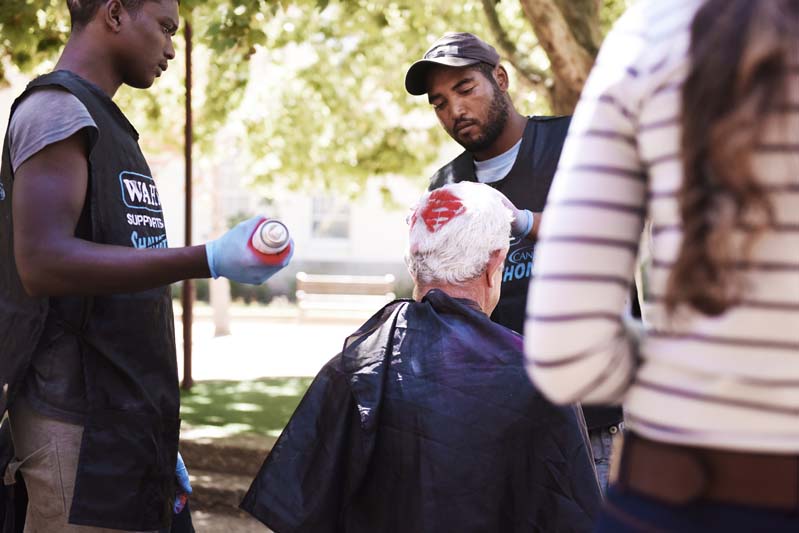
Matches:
[596,486,799,532]
[589,423,622,495]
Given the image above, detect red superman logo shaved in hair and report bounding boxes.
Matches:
[417,189,467,233]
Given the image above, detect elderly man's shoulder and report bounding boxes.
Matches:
[413,293,525,354]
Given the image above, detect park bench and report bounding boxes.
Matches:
[295,272,397,317]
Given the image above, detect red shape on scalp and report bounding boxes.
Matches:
[420,189,466,233]
[409,210,419,229]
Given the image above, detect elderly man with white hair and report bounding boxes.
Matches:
[242,182,601,533]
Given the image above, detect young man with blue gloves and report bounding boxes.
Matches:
[0,1,291,530]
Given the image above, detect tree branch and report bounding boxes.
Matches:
[480,0,548,86]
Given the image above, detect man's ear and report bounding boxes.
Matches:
[494,65,510,92]
[104,0,124,32]
[485,248,506,288]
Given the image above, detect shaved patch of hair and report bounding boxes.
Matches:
[407,182,512,286]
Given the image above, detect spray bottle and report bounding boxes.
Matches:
[249,218,292,265]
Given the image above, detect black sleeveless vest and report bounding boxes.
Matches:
[0,71,179,530]
[429,116,571,335]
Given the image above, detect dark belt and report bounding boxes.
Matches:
[616,432,799,510]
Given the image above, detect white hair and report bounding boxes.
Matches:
[406,181,512,285]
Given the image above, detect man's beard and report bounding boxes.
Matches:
[453,89,510,154]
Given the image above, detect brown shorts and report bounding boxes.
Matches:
[5,399,155,533]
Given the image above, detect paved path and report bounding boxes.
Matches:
[174,307,365,381]
[175,305,365,531]
[190,510,271,532]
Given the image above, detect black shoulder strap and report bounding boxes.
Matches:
[26,71,138,140]
[428,151,476,190]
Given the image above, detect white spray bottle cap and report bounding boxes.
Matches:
[252,219,290,255]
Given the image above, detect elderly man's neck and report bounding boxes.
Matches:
[414,283,490,314]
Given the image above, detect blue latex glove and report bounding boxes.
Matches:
[205,216,294,284]
[497,193,535,239]
[174,451,192,514]
[511,209,535,240]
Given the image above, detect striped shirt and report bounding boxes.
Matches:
[524,0,799,454]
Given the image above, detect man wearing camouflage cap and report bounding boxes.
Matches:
[406,32,627,493]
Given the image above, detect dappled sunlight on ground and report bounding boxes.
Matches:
[180,377,313,438]
[190,510,271,532]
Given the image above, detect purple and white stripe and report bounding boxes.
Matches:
[525,0,799,454]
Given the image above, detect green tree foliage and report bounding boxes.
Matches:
[0,0,629,191]
[226,0,629,189]
[0,0,69,88]
[232,1,492,190]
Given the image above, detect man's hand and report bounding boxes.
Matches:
[496,192,538,240]
[205,216,294,285]
[174,451,192,514]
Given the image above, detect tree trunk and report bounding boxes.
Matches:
[547,73,584,116]
[517,0,599,114]
[210,277,231,337]
[207,154,232,337]
[481,0,547,90]
[552,0,602,57]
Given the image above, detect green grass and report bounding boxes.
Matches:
[180,377,313,438]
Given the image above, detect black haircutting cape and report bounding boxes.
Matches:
[241,289,601,532]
